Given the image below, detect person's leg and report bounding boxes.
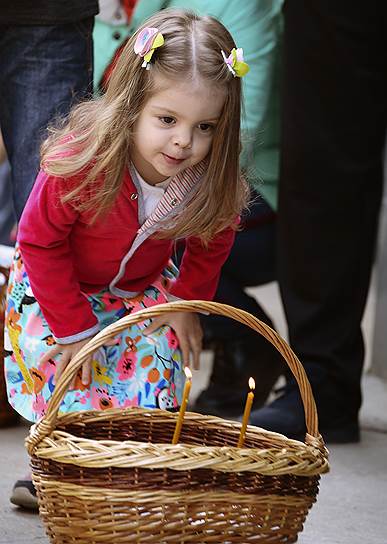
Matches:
[0,19,94,220]
[194,197,283,417]
[0,19,94,509]
[0,160,15,245]
[250,1,387,442]
[203,197,277,338]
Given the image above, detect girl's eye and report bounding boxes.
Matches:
[160,116,175,125]
[198,123,213,132]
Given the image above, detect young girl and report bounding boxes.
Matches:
[4,9,249,424]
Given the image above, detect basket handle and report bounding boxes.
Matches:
[27,300,321,451]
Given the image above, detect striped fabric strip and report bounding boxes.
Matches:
[137,160,207,235]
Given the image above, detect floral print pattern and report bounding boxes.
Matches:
[4,248,184,422]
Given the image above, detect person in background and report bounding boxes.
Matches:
[0,2,98,220]
[0,0,99,509]
[250,1,387,444]
[93,0,284,418]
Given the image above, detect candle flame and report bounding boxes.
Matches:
[184,366,192,379]
[248,377,255,390]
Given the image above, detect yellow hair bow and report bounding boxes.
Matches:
[221,48,250,78]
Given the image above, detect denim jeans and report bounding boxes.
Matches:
[0,19,94,220]
[0,160,15,245]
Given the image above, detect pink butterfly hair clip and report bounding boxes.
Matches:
[134,27,165,70]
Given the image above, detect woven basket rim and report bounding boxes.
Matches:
[49,406,322,448]
[28,407,329,476]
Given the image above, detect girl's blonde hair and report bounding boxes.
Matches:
[41,9,249,241]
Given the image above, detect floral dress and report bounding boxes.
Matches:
[4,247,184,422]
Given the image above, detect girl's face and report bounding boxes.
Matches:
[131,74,226,184]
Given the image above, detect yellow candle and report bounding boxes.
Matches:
[172,367,192,444]
[237,377,255,447]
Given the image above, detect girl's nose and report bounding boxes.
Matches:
[173,129,192,149]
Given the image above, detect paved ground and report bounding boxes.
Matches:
[1,282,387,543]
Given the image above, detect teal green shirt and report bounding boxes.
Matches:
[93,0,283,209]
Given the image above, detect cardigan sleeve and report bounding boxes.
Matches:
[18,169,100,343]
[168,225,236,301]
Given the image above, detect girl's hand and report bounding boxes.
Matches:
[143,312,203,370]
[39,336,117,389]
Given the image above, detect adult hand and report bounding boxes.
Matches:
[143,312,203,370]
[39,336,118,389]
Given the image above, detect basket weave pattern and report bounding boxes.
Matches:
[26,300,329,543]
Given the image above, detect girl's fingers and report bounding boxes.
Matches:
[104,338,120,346]
[70,356,90,389]
[190,337,201,370]
[143,317,164,336]
[189,318,203,370]
[39,344,61,366]
[53,352,71,385]
[81,358,92,386]
[179,337,191,368]
[70,356,92,390]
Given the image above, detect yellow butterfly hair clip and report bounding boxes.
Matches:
[221,48,250,78]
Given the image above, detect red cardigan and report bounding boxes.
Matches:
[18,168,235,342]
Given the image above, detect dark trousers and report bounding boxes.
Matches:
[278,1,387,416]
[0,19,94,220]
[203,195,276,340]
[0,161,15,245]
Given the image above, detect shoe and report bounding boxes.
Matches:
[193,334,283,419]
[10,480,38,510]
[0,409,19,428]
[249,385,360,444]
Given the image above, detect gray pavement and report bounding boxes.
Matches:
[0,371,387,544]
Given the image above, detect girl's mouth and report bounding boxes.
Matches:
[162,153,185,165]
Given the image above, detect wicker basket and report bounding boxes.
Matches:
[26,300,329,544]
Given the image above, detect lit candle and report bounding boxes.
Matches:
[237,377,255,447]
[172,366,192,444]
